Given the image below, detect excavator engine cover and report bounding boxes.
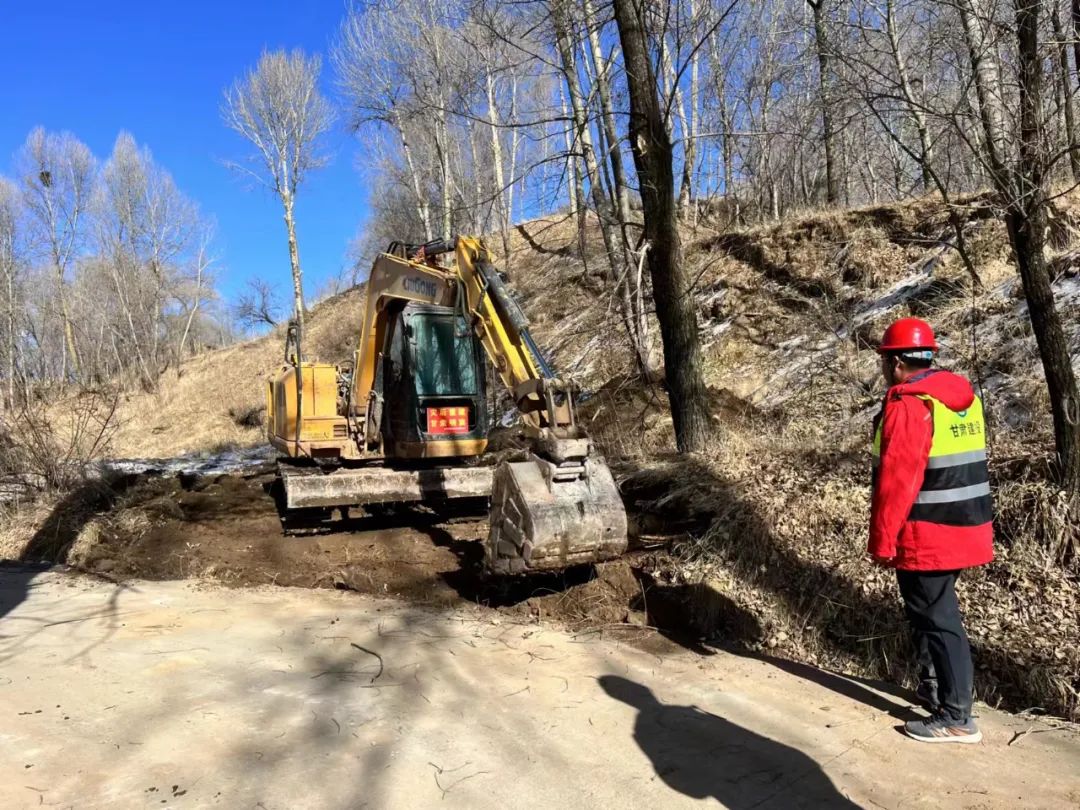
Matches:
[488,452,627,573]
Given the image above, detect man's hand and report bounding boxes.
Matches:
[870,554,896,568]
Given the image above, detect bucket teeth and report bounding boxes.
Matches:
[487,454,628,573]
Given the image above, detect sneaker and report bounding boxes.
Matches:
[915,680,940,713]
[904,714,982,744]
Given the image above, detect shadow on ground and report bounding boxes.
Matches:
[18,478,126,564]
[600,675,861,808]
[0,562,47,620]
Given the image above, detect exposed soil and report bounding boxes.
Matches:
[67,470,721,648]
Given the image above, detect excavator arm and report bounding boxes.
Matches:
[420,236,627,572]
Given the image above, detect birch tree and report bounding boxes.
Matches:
[222,49,332,334]
[0,178,23,407]
[17,128,96,382]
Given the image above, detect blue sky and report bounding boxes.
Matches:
[0,0,367,305]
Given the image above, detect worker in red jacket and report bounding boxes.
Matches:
[871,317,993,744]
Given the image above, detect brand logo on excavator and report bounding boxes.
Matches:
[403,276,439,298]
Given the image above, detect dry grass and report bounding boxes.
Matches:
[66,286,367,458]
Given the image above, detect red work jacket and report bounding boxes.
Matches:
[869,369,994,571]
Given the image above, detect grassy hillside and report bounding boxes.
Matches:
[104,287,367,457]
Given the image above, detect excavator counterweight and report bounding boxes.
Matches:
[266,236,627,572]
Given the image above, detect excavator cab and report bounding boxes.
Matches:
[377,302,489,459]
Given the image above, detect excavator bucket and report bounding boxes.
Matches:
[487,451,627,573]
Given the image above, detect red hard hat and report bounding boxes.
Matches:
[878,317,938,353]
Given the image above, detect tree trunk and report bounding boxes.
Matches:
[583,0,631,220]
[557,83,580,214]
[552,4,611,234]
[507,75,520,231]
[1011,0,1080,501]
[177,247,206,368]
[554,1,657,375]
[580,0,654,373]
[283,193,306,333]
[708,33,738,222]
[613,0,710,453]
[3,247,14,408]
[485,66,512,265]
[677,0,701,214]
[393,112,433,240]
[467,118,485,232]
[808,0,840,205]
[958,0,1009,185]
[434,109,453,239]
[885,0,934,190]
[1051,2,1080,182]
[1072,0,1080,93]
[655,21,695,214]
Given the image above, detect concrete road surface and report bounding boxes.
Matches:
[1,566,1078,809]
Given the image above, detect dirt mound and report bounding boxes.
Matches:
[4,471,710,644]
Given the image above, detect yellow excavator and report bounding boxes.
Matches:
[266,235,627,573]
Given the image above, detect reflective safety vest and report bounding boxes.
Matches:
[873,394,993,527]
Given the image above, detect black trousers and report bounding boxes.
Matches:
[895,569,974,721]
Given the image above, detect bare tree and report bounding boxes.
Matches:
[93,133,213,388]
[1050,0,1080,183]
[0,178,23,408]
[174,230,215,366]
[17,128,96,381]
[1009,0,1080,504]
[233,277,284,330]
[335,8,436,240]
[222,49,333,334]
[807,0,842,205]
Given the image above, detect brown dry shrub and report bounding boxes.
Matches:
[993,463,1079,568]
[1,390,118,489]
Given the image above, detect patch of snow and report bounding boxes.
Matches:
[847,267,937,333]
[100,444,275,477]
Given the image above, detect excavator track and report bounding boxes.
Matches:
[275,461,493,512]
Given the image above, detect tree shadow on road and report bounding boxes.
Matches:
[623,568,921,720]
[619,455,920,696]
[599,675,861,809]
[0,562,46,620]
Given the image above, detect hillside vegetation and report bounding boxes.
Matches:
[30,194,1080,720]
